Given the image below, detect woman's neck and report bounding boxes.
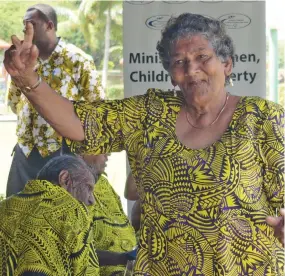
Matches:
[184,89,229,123]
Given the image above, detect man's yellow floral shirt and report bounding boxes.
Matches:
[8,39,104,157]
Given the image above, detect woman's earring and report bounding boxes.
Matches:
[173,86,177,97]
[229,78,234,87]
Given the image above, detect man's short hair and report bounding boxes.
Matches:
[27,4,58,31]
[37,155,93,186]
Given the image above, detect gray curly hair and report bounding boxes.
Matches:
[37,155,96,186]
[156,13,235,85]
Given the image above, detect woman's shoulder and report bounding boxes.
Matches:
[240,96,284,118]
[145,88,177,97]
[142,88,183,106]
[120,88,182,112]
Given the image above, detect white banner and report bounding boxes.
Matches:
[123,0,266,98]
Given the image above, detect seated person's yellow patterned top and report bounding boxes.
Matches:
[0,180,99,276]
[89,175,136,276]
[67,89,284,276]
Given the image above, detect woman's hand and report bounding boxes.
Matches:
[3,22,84,141]
[4,22,38,87]
[266,208,285,247]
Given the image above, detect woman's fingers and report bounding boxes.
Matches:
[11,50,26,71]
[11,35,22,50]
[21,44,38,71]
[30,44,39,63]
[4,48,18,75]
[22,22,34,48]
[8,62,18,75]
[3,24,37,77]
[20,48,31,64]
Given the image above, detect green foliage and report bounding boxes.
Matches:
[0,194,5,201]
[78,0,123,69]
[0,2,35,42]
[57,21,92,55]
[107,84,124,100]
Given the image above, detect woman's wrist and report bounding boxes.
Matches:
[12,72,40,92]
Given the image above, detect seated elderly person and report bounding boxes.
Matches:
[81,154,137,276]
[0,155,132,276]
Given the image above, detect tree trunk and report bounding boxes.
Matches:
[102,7,111,91]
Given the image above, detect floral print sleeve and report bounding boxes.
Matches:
[78,58,105,101]
[7,80,21,114]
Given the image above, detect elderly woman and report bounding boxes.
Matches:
[0,155,135,275]
[0,155,99,275]
[5,13,284,275]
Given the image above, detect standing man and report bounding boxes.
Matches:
[6,4,104,196]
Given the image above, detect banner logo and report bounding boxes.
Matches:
[126,1,154,5]
[219,13,251,29]
[199,0,223,3]
[163,1,188,3]
[145,15,171,30]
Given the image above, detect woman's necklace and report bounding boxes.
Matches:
[185,92,230,129]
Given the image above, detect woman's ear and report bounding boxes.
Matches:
[58,170,72,190]
[224,57,233,77]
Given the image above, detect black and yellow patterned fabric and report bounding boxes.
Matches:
[67,89,284,275]
[0,180,99,276]
[89,175,136,275]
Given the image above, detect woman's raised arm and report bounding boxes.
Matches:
[4,22,84,141]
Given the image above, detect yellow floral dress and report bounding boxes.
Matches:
[67,89,284,275]
[89,175,137,275]
[0,180,99,276]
